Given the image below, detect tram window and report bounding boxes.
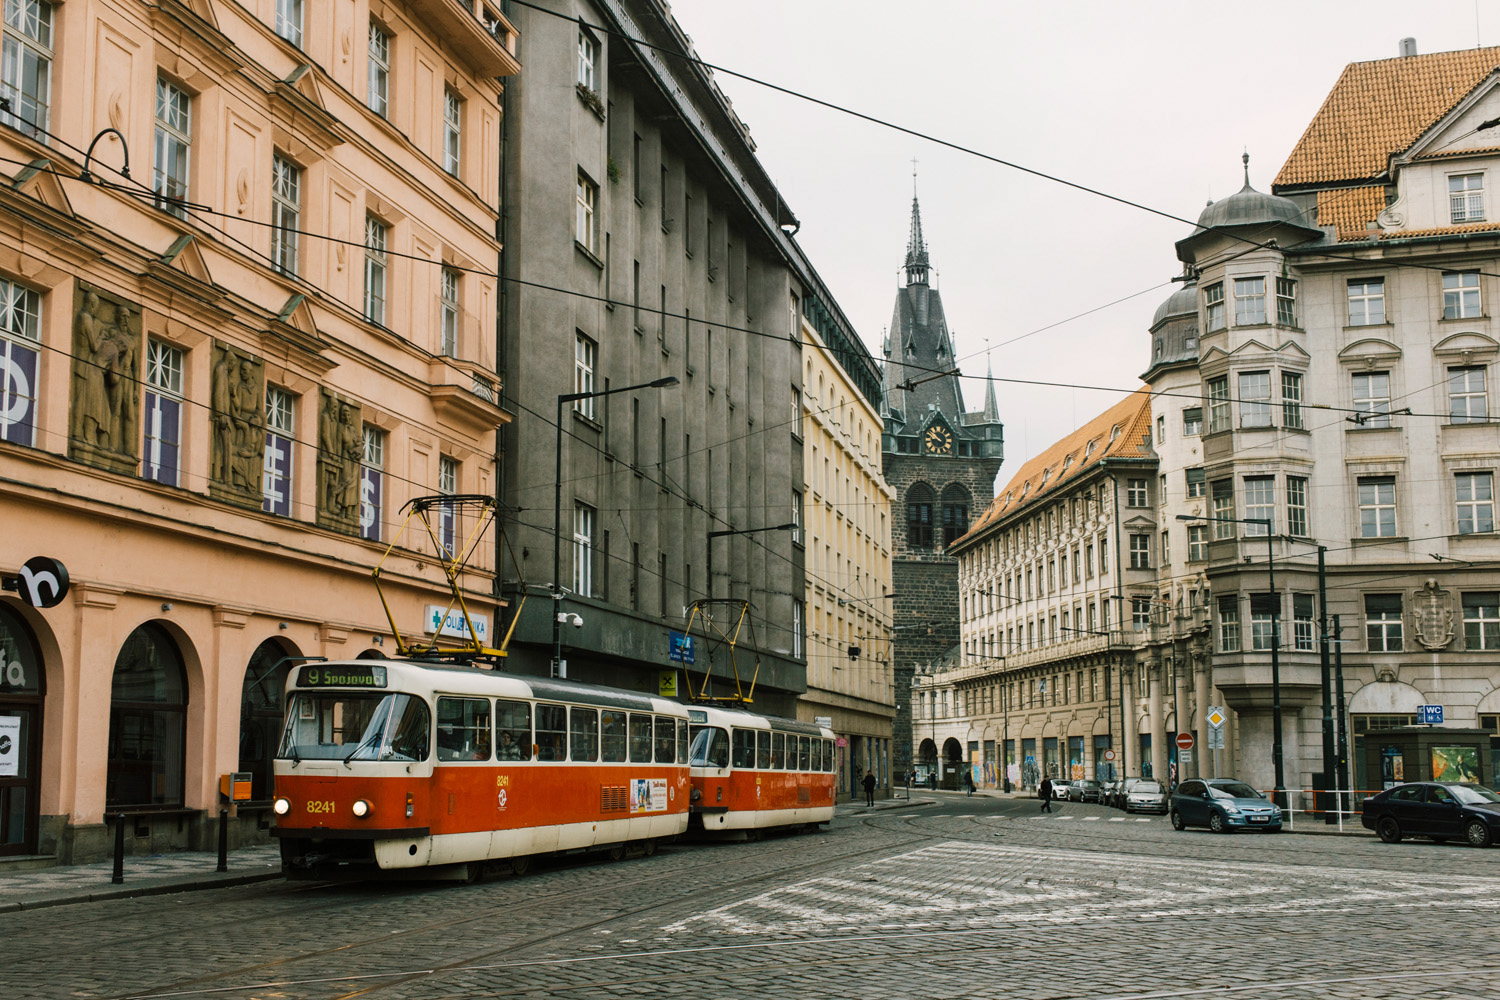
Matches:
[535,704,567,761]
[601,710,627,763]
[770,732,785,769]
[436,697,491,761]
[654,716,676,763]
[495,700,531,761]
[570,707,599,762]
[755,730,770,769]
[281,692,430,762]
[677,718,688,763]
[731,728,756,769]
[387,696,431,761]
[629,714,654,762]
[810,738,822,772]
[824,740,833,771]
[689,726,730,768]
[797,735,810,771]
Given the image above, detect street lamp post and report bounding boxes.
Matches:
[553,376,679,676]
[1177,513,1283,806]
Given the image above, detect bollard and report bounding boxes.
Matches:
[217,808,229,872]
[111,814,126,884]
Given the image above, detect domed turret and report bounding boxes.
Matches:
[1142,277,1201,379]
[1152,280,1199,329]
[1178,154,1321,262]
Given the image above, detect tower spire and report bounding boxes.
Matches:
[904,162,931,285]
[982,343,999,423]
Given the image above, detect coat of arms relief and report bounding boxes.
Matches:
[1412,579,1456,651]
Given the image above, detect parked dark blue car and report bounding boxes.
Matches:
[1170,778,1282,833]
[1361,782,1500,847]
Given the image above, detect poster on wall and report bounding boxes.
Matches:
[0,715,19,776]
[1431,746,1481,784]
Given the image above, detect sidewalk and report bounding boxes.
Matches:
[838,793,939,813]
[0,844,283,913]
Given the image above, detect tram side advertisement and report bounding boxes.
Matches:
[632,778,668,813]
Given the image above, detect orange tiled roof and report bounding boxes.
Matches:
[1378,220,1500,240]
[1275,46,1500,188]
[958,389,1153,544]
[1414,142,1500,160]
[1317,186,1387,240]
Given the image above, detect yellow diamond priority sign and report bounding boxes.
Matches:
[1206,708,1226,728]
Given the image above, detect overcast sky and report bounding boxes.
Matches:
[668,0,1496,491]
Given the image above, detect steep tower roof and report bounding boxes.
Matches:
[904,194,931,285]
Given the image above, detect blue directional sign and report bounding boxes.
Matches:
[1419,704,1444,725]
[668,631,695,664]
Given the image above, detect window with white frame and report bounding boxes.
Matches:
[1204,282,1225,332]
[143,339,184,485]
[438,455,458,555]
[573,501,595,596]
[1448,366,1488,423]
[1186,466,1205,499]
[1188,524,1208,561]
[363,215,387,325]
[1250,593,1278,651]
[1443,270,1481,319]
[1160,529,1170,567]
[1239,371,1271,427]
[1276,277,1297,326]
[1281,372,1303,429]
[1351,371,1391,427]
[443,90,462,177]
[360,425,384,541]
[1450,172,1485,223]
[1348,278,1385,325]
[1293,593,1316,652]
[1242,476,1274,535]
[1357,475,1397,538]
[791,489,803,545]
[1183,407,1202,436]
[262,386,294,517]
[1126,478,1148,507]
[1207,376,1230,433]
[577,28,596,89]
[1464,591,1500,650]
[1456,471,1495,534]
[1,0,53,142]
[440,267,460,358]
[1156,414,1165,443]
[1128,533,1150,570]
[1217,596,1240,652]
[575,171,598,253]
[275,0,303,47]
[1365,593,1403,652]
[153,78,191,219]
[792,599,804,658]
[1287,476,1309,537]
[1234,276,1266,325]
[367,20,390,118]
[574,333,597,418]
[271,155,300,276]
[1211,479,1235,539]
[0,277,41,446]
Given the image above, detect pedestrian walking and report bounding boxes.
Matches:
[1039,775,1054,813]
[862,770,877,806]
[964,770,976,796]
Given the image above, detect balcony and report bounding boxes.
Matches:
[409,0,521,78]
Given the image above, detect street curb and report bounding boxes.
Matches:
[0,869,284,913]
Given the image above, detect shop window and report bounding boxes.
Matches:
[106,623,187,809]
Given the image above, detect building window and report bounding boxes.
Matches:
[573,502,595,597]
[1207,376,1230,433]
[1211,479,1235,539]
[1450,172,1485,223]
[1161,529,1170,567]
[1281,372,1303,429]
[1351,371,1391,428]
[440,267,460,358]
[573,333,597,418]
[1126,478,1148,507]
[577,27,597,90]
[271,155,300,276]
[438,456,458,556]
[361,426,384,541]
[1464,592,1500,650]
[941,485,970,547]
[1204,282,1225,332]
[1443,270,1481,319]
[0,277,41,446]
[1242,476,1274,535]
[1156,414,1165,443]
[906,484,933,549]
[1293,593,1315,652]
[1448,366,1488,423]
[1287,476,1309,537]
[443,90,462,177]
[1188,524,1208,561]
[142,339,183,485]
[275,0,303,47]
[363,215,387,326]
[792,599,804,658]
[367,21,390,118]
[1186,467,1206,499]
[1250,593,1277,651]
[262,386,294,517]
[1357,475,1397,538]
[1,0,53,142]
[1276,277,1297,326]
[576,171,598,253]
[1183,407,1202,436]
[1217,596,1240,652]
[1234,276,1266,325]
[153,78,191,219]
[1348,278,1385,325]
[1128,533,1151,570]
[791,489,803,545]
[107,624,187,809]
[1239,371,1271,428]
[1456,471,1495,534]
[1365,593,1403,652]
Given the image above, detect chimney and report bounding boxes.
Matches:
[1400,37,1418,57]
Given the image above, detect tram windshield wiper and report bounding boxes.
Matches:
[343,728,382,768]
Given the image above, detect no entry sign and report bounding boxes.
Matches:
[1175,732,1195,752]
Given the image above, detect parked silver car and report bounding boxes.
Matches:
[1125,779,1169,814]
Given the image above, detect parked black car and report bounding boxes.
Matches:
[1361,782,1500,847]
[1072,778,1104,803]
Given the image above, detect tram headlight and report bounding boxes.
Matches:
[273,797,291,816]
[352,799,372,819]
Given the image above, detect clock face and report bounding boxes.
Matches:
[924,425,953,454]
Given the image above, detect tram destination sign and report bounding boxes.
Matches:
[297,664,388,688]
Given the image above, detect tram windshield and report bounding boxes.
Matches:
[278,692,431,763]
[689,725,729,768]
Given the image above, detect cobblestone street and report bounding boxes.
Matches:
[5,800,1498,999]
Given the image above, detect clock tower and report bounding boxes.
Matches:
[880,185,1004,783]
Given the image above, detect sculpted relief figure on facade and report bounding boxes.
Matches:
[317,389,362,532]
[208,343,266,505]
[69,286,141,474]
[1413,578,1456,651]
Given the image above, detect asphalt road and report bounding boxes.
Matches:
[8,795,1498,1000]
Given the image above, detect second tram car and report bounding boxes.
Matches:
[687,705,837,837]
[272,660,690,879]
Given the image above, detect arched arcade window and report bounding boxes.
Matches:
[239,639,295,802]
[0,604,44,854]
[107,623,187,810]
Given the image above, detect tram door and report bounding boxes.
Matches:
[0,605,44,855]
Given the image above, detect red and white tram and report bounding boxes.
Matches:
[272,660,690,879]
[687,705,837,837]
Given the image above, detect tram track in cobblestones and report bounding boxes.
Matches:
[101,818,928,1000]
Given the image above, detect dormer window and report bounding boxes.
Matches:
[1109,424,1121,443]
[1084,439,1096,458]
[1450,173,1485,224]
[1041,469,1051,486]
[1062,455,1073,472]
